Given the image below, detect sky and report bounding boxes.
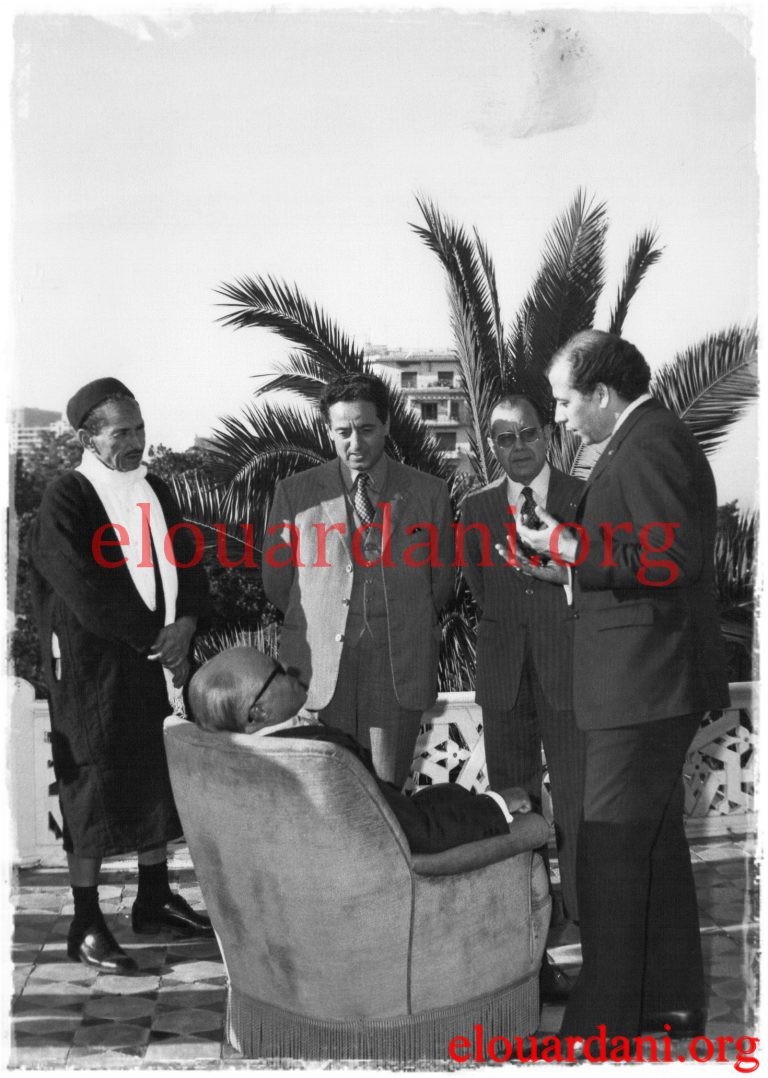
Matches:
[8,1,760,506]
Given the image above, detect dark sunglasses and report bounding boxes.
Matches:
[494,427,542,448]
[250,660,284,710]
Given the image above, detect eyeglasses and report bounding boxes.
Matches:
[493,427,542,448]
[250,661,284,710]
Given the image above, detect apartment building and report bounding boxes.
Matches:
[11,409,70,457]
[368,347,472,473]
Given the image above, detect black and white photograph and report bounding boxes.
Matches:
[6,0,759,1070]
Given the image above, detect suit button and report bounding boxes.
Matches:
[342,598,350,606]
[335,633,345,642]
[571,613,580,620]
[345,564,353,573]
[525,588,534,596]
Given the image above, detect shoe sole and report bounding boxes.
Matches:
[67,946,138,973]
[132,921,214,938]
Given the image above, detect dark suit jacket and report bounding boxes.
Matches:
[572,399,730,728]
[268,725,509,854]
[460,468,584,709]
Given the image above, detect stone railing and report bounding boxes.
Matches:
[406,684,757,822]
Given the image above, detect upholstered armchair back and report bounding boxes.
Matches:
[164,716,551,1062]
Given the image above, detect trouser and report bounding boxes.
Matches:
[319,631,421,788]
[561,712,705,1038]
[482,658,585,920]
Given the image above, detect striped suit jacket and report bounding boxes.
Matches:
[460,468,584,710]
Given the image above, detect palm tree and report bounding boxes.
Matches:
[174,191,758,687]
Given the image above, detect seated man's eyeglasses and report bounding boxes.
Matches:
[494,427,542,447]
[250,660,284,708]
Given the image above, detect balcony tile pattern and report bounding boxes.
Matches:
[8,822,757,1069]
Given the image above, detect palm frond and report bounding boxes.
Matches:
[651,324,758,455]
[714,507,756,609]
[216,275,365,372]
[168,472,228,541]
[412,197,505,387]
[194,623,281,666]
[412,197,505,483]
[202,401,334,527]
[447,293,502,485]
[608,229,663,335]
[438,578,478,692]
[450,468,483,512]
[508,189,608,416]
[547,424,604,481]
[474,228,505,377]
[253,351,343,404]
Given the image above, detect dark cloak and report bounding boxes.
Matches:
[27,470,209,857]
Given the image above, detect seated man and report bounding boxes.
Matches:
[188,646,534,855]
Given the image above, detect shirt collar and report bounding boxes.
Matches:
[613,393,653,434]
[338,453,388,495]
[256,712,319,737]
[506,461,550,506]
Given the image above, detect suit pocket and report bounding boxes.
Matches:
[593,601,655,631]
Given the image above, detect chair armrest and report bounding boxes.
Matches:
[410,812,550,877]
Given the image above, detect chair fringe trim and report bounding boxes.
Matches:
[227,976,539,1063]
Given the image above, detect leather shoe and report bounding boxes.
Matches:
[539,952,573,1003]
[67,922,138,973]
[642,1009,706,1037]
[132,892,214,938]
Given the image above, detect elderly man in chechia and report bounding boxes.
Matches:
[28,377,212,975]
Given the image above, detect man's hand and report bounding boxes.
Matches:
[148,615,197,670]
[169,658,191,688]
[493,542,570,585]
[500,786,533,814]
[516,504,579,564]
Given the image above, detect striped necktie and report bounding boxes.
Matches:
[353,472,375,526]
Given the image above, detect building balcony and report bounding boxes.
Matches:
[421,416,463,427]
[402,383,462,397]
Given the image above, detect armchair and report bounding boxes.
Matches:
[163,716,551,1063]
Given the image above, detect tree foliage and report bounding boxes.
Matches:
[14,192,757,694]
[173,190,756,687]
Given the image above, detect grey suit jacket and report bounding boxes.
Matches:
[460,468,584,710]
[262,457,454,711]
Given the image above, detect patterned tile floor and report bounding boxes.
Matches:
[7,818,758,1069]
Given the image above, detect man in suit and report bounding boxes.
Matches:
[187,646,536,855]
[517,330,730,1040]
[460,395,585,925]
[262,372,454,787]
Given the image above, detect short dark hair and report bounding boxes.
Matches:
[81,393,137,435]
[319,372,390,425]
[490,393,549,430]
[550,330,651,402]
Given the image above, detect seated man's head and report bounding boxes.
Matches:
[188,647,308,734]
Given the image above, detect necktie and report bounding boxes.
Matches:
[518,485,549,564]
[519,486,542,529]
[353,472,375,526]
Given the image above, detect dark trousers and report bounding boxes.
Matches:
[482,659,586,921]
[561,712,705,1038]
[319,630,421,788]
